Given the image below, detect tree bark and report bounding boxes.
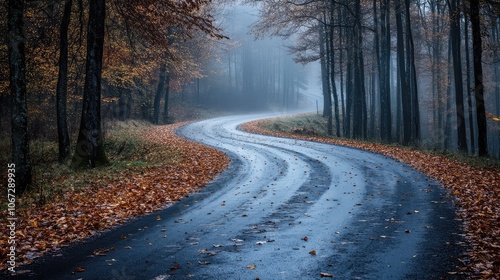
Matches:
[463,8,475,154]
[395,0,411,145]
[71,0,108,169]
[450,0,468,152]
[405,0,420,144]
[329,0,340,137]
[345,24,353,139]
[319,24,333,135]
[352,0,367,139]
[56,0,72,162]
[469,0,488,156]
[8,0,32,194]
[153,63,166,124]
[163,74,171,123]
[379,0,392,142]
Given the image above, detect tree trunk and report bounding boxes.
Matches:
[445,38,453,150]
[345,25,353,139]
[324,25,334,135]
[56,0,72,162]
[469,0,488,156]
[329,2,340,137]
[405,0,420,144]
[395,0,411,145]
[463,9,475,154]
[359,42,368,139]
[493,20,500,157]
[450,0,468,152]
[434,2,445,149]
[395,57,402,141]
[8,0,32,194]
[319,24,333,135]
[153,63,166,124]
[380,0,392,142]
[163,74,171,123]
[71,0,108,169]
[352,0,367,139]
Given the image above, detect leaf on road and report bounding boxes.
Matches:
[170,263,181,270]
[93,247,115,256]
[320,272,333,277]
[247,264,256,269]
[74,267,86,273]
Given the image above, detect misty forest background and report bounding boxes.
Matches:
[1,0,499,195]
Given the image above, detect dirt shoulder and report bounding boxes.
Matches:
[240,116,500,279]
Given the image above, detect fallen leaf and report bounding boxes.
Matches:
[247,264,256,269]
[320,272,333,277]
[74,267,86,272]
[309,250,317,255]
[170,263,181,270]
[93,247,115,256]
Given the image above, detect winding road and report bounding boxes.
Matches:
[16,113,464,279]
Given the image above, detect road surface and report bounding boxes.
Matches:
[12,113,464,279]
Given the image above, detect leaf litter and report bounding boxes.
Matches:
[0,122,229,271]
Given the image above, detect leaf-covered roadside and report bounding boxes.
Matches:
[0,122,229,271]
[241,117,500,279]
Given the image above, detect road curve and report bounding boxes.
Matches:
[15,113,464,279]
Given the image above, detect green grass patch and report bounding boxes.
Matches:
[260,113,330,137]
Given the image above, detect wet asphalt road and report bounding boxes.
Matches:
[11,113,464,279]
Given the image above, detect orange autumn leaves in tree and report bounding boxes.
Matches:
[0,122,229,270]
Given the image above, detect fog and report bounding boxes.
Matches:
[192,3,323,114]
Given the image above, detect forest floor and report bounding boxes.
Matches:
[1,112,499,278]
[0,120,230,272]
[240,113,500,279]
